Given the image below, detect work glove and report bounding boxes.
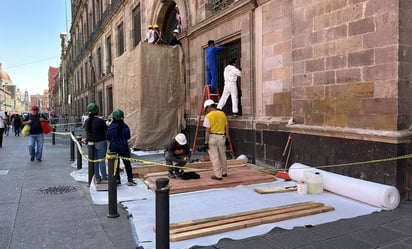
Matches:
[204,143,209,151]
[225,139,230,146]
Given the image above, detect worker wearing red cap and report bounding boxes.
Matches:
[22,106,49,162]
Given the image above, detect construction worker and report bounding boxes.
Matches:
[106,109,137,186]
[84,103,107,183]
[205,40,225,91]
[165,133,191,178]
[169,29,181,46]
[144,24,153,43]
[203,99,231,180]
[217,57,242,116]
[152,24,162,44]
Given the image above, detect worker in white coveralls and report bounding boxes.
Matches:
[217,57,242,117]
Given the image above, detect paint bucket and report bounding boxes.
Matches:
[297,181,308,194]
[304,170,323,194]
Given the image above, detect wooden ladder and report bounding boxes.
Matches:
[192,85,235,158]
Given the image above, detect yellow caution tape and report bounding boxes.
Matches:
[61,130,410,173]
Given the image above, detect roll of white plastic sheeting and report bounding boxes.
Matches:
[289,163,400,210]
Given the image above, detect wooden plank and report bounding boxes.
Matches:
[170,205,335,242]
[254,185,297,194]
[132,158,247,177]
[169,202,324,233]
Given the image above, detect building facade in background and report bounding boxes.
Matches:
[0,63,29,112]
[57,0,412,199]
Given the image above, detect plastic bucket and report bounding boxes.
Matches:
[304,170,323,194]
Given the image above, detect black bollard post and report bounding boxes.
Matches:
[107,152,119,218]
[87,142,95,186]
[155,178,170,249]
[70,131,75,161]
[52,127,56,145]
[76,135,82,169]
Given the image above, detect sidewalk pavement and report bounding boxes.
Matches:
[0,132,137,249]
[1,131,412,249]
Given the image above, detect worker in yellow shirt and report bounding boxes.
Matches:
[203,99,231,180]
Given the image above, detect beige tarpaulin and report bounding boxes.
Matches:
[113,43,185,150]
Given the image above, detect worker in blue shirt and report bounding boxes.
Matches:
[205,40,225,91]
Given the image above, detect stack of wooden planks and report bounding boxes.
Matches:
[166,201,334,242]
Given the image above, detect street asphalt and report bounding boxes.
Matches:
[0,127,411,249]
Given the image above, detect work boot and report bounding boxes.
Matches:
[211,175,223,180]
[168,171,176,178]
[127,180,137,186]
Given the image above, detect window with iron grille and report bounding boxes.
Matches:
[107,86,113,115]
[97,47,102,78]
[162,4,179,45]
[132,5,141,47]
[106,35,112,73]
[117,22,124,56]
[210,0,234,12]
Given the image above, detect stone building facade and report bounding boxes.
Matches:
[58,0,411,199]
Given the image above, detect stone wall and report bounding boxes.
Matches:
[291,0,400,131]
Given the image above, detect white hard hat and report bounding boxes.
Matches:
[173,29,179,33]
[203,99,215,109]
[175,133,187,145]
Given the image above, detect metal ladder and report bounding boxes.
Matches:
[192,85,235,158]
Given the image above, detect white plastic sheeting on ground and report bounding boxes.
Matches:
[122,180,382,249]
[71,158,398,249]
[288,163,400,210]
[89,178,152,205]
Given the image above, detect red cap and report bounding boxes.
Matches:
[31,105,39,111]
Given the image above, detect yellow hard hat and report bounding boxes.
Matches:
[148,25,153,28]
[153,24,159,29]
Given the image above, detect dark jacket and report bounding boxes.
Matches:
[106,121,131,151]
[84,116,107,142]
[166,140,191,163]
[28,114,42,135]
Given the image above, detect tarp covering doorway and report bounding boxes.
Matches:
[113,43,185,149]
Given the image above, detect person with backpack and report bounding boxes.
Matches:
[106,109,137,186]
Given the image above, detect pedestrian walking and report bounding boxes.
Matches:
[0,109,7,148]
[22,106,48,161]
[13,114,22,136]
[217,57,242,116]
[84,103,108,183]
[4,111,10,136]
[205,40,225,91]
[165,133,191,178]
[203,99,231,180]
[106,109,137,186]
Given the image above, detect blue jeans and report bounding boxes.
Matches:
[94,140,107,180]
[28,133,44,160]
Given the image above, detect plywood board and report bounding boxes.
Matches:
[145,165,276,194]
